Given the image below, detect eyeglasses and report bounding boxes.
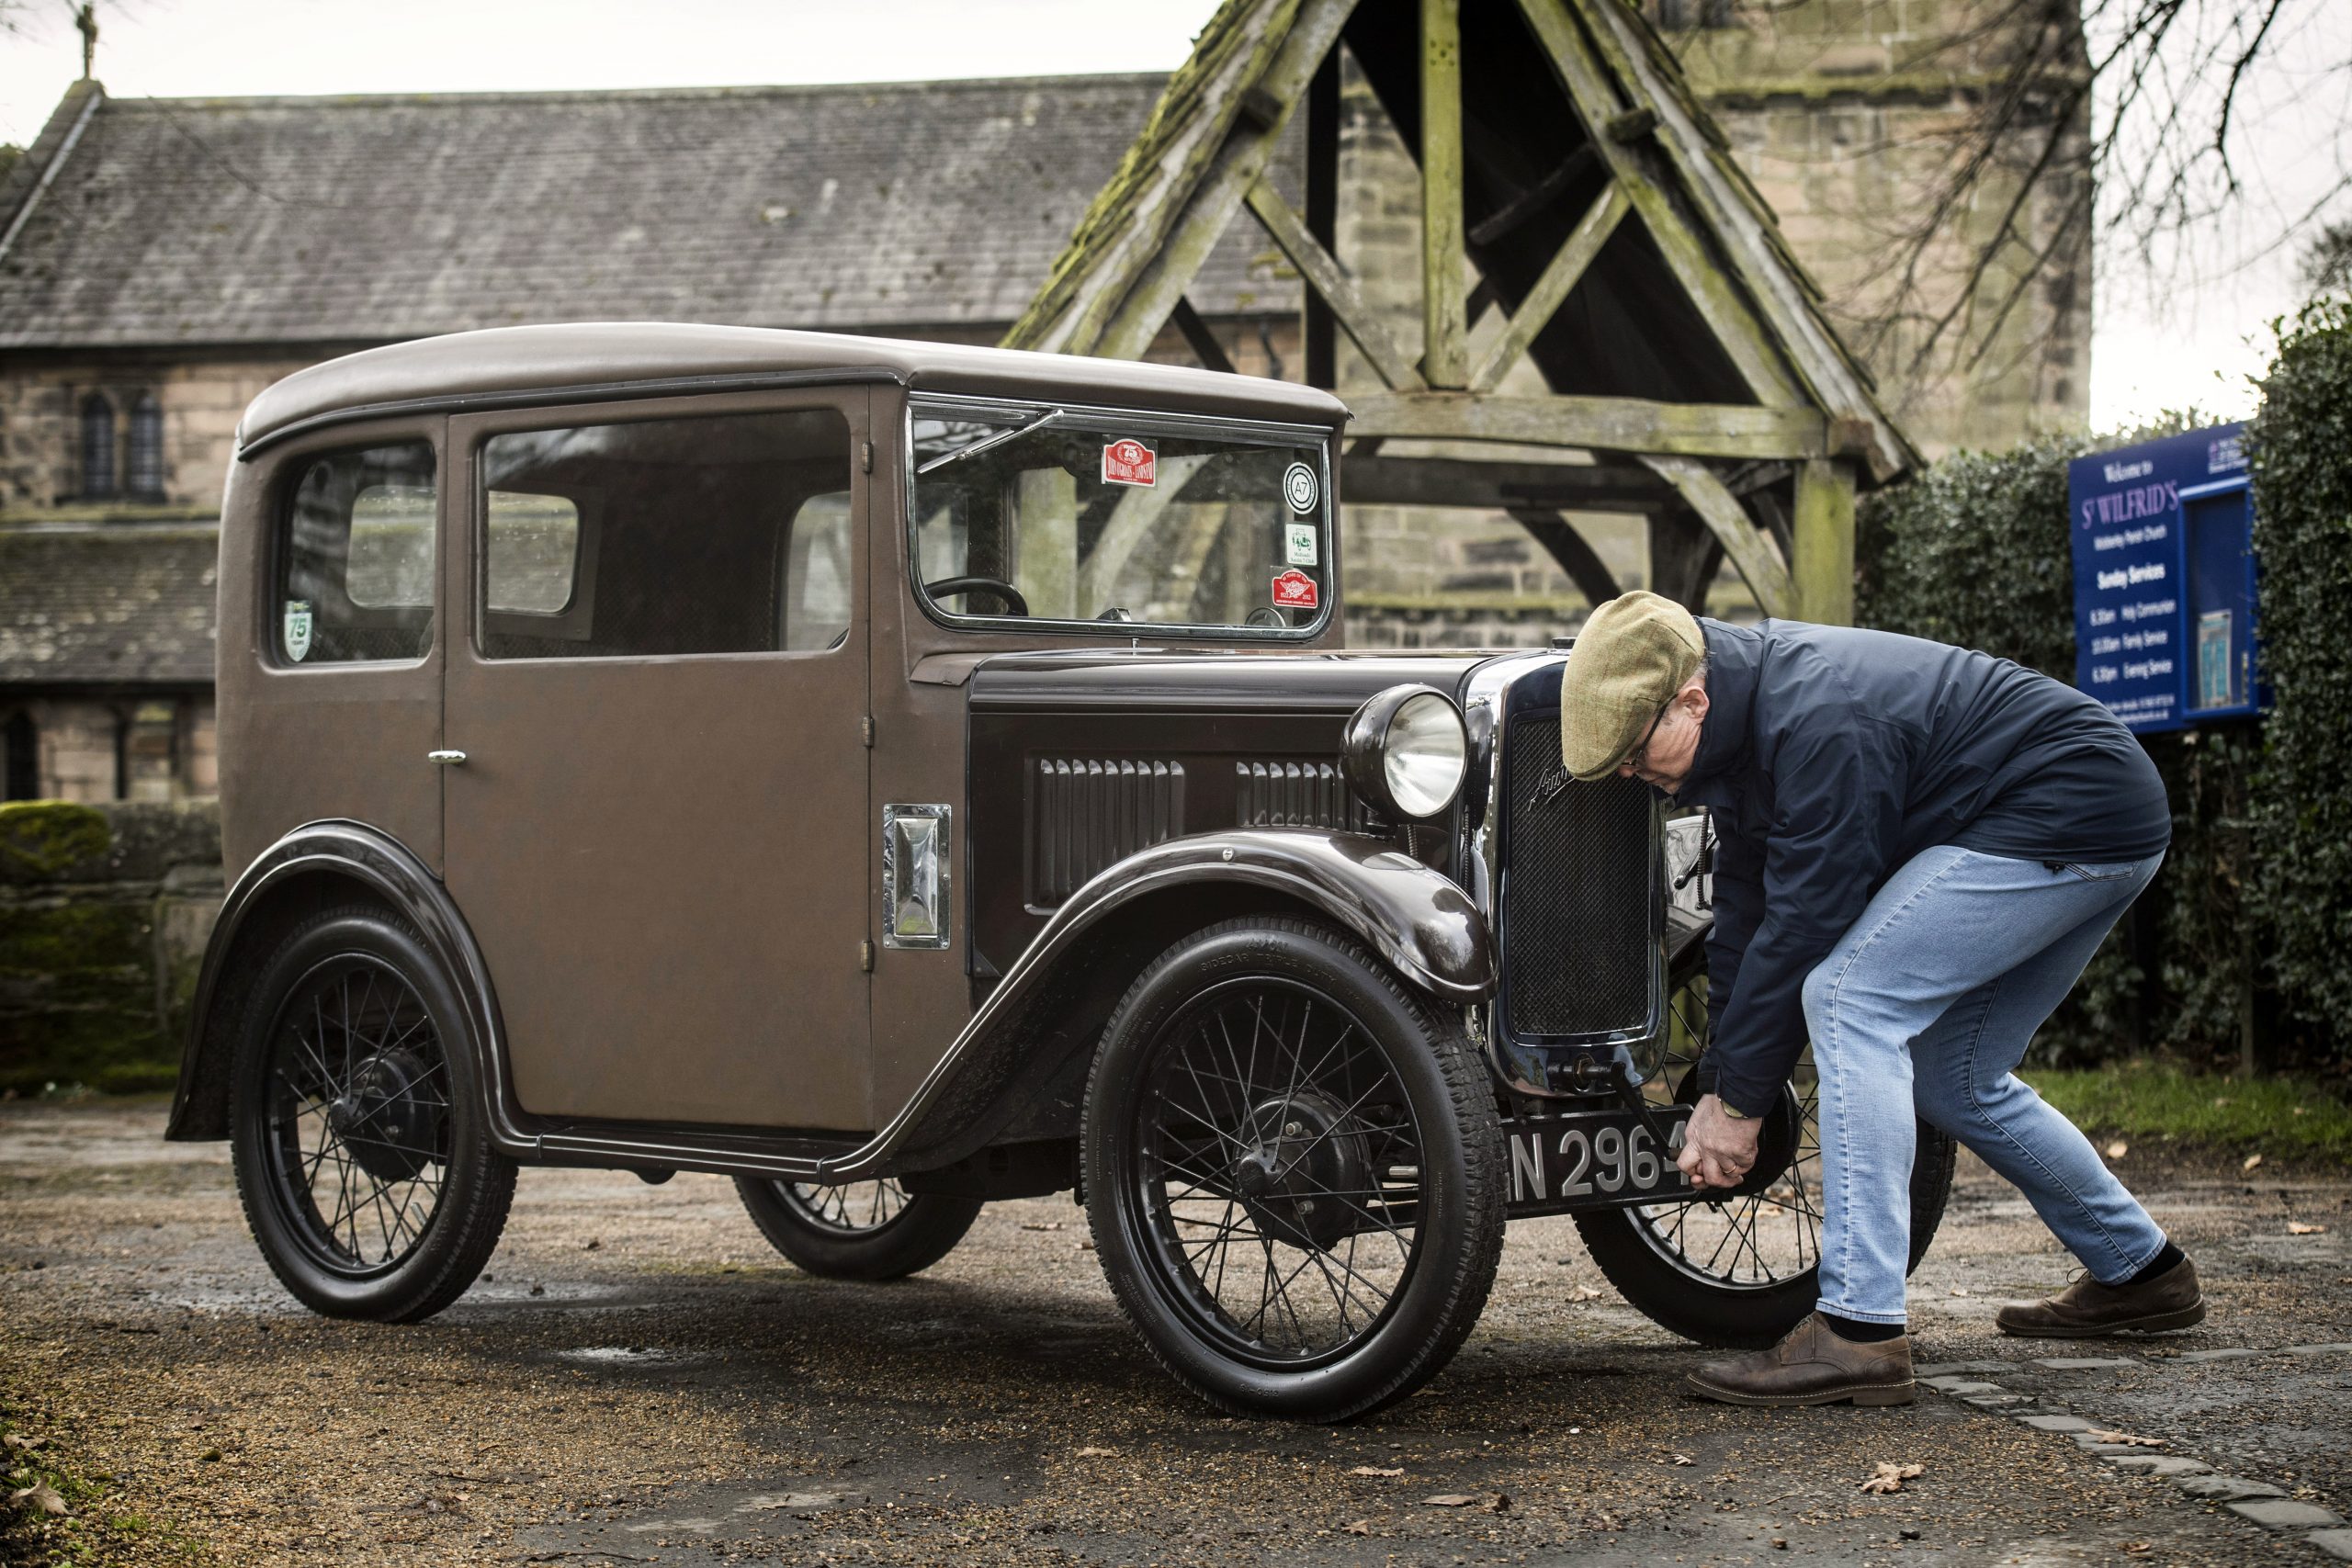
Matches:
[1621,698,1674,777]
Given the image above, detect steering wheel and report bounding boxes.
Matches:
[925,575,1030,617]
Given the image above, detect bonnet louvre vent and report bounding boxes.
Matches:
[1028,758,1187,906]
[1234,761,1369,832]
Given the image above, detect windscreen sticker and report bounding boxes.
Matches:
[282,600,313,662]
[1283,521,1319,567]
[1102,438,1157,487]
[1272,569,1319,611]
[1283,461,1319,513]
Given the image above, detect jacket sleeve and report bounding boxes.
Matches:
[1702,711,1905,1118]
[1693,824,1763,1100]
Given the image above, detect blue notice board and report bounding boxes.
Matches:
[2067,424,2262,734]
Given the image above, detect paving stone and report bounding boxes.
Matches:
[2305,1528,2352,1561]
[1921,1377,2006,1393]
[1914,1361,2018,1377]
[2017,1414,2092,1432]
[2077,1438,2154,1455]
[2105,1455,2211,1476]
[2226,1499,2345,1530]
[1963,1394,2028,1407]
[2177,1475,2287,1502]
[2031,1357,2141,1370]
[2173,1347,2265,1363]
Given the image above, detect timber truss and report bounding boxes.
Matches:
[1003,0,1919,621]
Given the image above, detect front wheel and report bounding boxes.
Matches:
[735,1177,980,1280]
[1573,947,1956,1348]
[1082,917,1506,1422]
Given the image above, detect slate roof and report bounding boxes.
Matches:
[0,76,1299,350]
[0,526,218,684]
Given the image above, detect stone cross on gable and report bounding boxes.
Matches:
[77,4,98,81]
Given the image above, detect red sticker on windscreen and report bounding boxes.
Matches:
[1102,438,1157,487]
[1272,569,1320,610]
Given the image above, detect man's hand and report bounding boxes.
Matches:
[1679,1093,1762,1190]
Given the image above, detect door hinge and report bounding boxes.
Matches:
[859,939,876,974]
[860,715,875,748]
[860,440,873,474]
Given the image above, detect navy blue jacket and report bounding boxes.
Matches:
[1677,620,2170,1117]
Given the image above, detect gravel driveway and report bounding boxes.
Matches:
[2,1096,2346,1566]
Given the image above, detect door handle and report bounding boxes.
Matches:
[427,750,468,766]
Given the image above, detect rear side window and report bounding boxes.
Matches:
[277,442,436,665]
[478,409,853,659]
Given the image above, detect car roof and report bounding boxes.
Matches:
[236,321,1351,454]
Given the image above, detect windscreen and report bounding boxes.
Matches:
[909,400,1331,634]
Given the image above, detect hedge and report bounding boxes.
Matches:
[1857,339,2350,1075]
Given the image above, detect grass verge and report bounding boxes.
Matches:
[2027,1064,2352,1166]
[2,1395,213,1567]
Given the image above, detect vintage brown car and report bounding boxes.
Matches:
[167,323,1954,1421]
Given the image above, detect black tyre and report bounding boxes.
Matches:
[1573,944,1957,1348]
[1082,917,1505,1422]
[735,1178,980,1280]
[229,905,515,1322]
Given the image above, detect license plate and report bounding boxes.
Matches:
[1499,1104,1696,1217]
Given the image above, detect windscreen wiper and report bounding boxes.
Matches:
[915,408,1068,475]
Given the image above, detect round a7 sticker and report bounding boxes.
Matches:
[1283,461,1318,513]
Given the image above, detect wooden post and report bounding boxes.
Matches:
[1419,0,1466,389]
[1792,457,1855,626]
[1305,47,1340,389]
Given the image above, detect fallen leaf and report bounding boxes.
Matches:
[8,1480,67,1517]
[1949,1286,1971,1297]
[2242,1153,2263,1172]
[2287,1222,2326,1235]
[2212,1096,2234,1108]
[2084,1429,2165,1448]
[1422,1494,1479,1507]
[2291,1107,2309,1117]
[1348,1465,1405,1478]
[1342,1519,1373,1536]
[1859,1462,1924,1495]
[2105,1141,2128,1159]
[1020,1222,1065,1233]
[0,1437,40,1453]
[1487,1493,1512,1513]
[1671,1454,1694,1466]
[1074,1447,1117,1459]
[1564,1286,1603,1303]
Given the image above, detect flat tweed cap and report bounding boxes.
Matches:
[1559,591,1706,781]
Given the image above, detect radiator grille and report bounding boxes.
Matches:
[1233,761,1370,832]
[1028,758,1187,906]
[1499,715,1655,1037]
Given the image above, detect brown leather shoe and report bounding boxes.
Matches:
[1996,1256,2205,1337]
[1686,1314,1915,1407]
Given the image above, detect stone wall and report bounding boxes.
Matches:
[0,799,222,1094]
[4,694,217,804]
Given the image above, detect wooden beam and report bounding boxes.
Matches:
[1246,179,1426,392]
[1792,457,1857,625]
[1647,510,1725,614]
[1420,0,1468,388]
[1094,0,1360,363]
[1170,297,1237,375]
[1507,508,1623,606]
[1304,46,1341,389]
[1469,181,1629,392]
[1510,0,1807,412]
[1343,453,1664,513]
[1638,454,1792,617]
[1349,391,1826,462]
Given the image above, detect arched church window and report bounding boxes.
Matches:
[81,393,116,499]
[128,392,164,500]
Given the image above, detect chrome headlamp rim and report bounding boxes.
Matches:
[1341,684,1469,821]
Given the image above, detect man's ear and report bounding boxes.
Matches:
[1681,679,1710,723]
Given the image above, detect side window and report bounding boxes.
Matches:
[276,442,436,665]
[479,409,853,660]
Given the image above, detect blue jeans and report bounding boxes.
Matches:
[1799,845,2169,1325]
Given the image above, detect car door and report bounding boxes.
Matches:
[442,389,871,1131]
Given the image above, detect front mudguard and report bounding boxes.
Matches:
[833,828,1492,1179]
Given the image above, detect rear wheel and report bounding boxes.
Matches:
[735,1177,980,1280]
[1082,917,1504,1422]
[1572,946,1956,1347]
[229,905,514,1321]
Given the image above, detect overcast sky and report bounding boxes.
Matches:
[4,0,2343,438]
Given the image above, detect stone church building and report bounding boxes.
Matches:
[0,0,2087,803]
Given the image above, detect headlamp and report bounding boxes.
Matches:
[1341,685,1468,821]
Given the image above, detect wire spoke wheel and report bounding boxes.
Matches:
[263,954,451,1278]
[777,1179,912,1235]
[1134,977,1427,1368]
